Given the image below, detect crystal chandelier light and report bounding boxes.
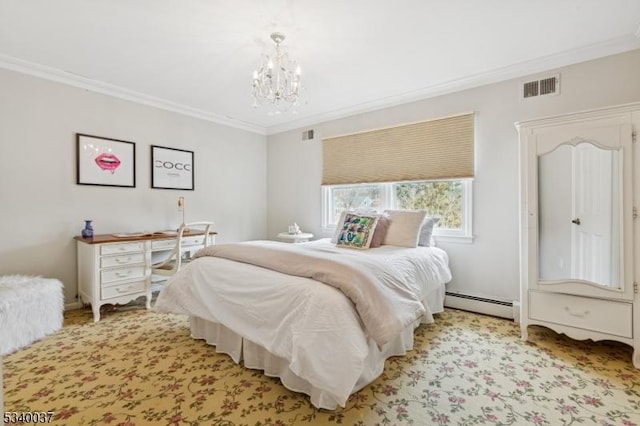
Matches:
[252,32,306,114]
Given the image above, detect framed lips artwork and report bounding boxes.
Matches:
[76,134,136,187]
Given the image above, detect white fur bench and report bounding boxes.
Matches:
[0,275,64,410]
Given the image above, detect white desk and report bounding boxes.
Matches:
[75,231,216,322]
[277,232,314,243]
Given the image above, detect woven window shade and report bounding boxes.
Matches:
[322,113,474,185]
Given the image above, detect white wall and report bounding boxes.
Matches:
[266,49,640,304]
[2,49,638,310]
[0,69,268,306]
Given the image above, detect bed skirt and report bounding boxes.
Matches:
[191,316,422,409]
[189,287,445,409]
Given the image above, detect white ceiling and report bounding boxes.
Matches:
[1,0,639,135]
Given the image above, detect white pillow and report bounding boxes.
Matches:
[418,217,440,247]
[381,209,427,247]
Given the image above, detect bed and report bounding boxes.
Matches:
[154,211,451,409]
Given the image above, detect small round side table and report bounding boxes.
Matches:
[277,232,314,243]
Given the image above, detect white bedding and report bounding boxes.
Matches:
[154,238,451,409]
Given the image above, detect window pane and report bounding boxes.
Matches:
[394,181,462,229]
[329,185,381,223]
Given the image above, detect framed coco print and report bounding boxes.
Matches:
[76,134,136,187]
[151,145,194,190]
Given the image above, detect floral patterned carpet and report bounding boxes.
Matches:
[3,304,640,425]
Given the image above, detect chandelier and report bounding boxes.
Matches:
[252,32,306,114]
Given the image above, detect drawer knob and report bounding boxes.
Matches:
[116,270,132,277]
[116,285,133,293]
[564,306,589,317]
[116,257,132,264]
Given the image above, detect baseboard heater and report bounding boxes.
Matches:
[444,292,516,320]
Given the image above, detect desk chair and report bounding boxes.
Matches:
[151,221,215,278]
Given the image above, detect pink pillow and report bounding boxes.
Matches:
[369,213,390,248]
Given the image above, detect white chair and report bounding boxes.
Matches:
[151,221,215,278]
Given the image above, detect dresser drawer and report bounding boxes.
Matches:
[101,266,146,284]
[183,236,208,246]
[151,239,176,250]
[101,252,145,268]
[101,280,146,300]
[151,236,213,250]
[529,291,632,338]
[101,242,145,255]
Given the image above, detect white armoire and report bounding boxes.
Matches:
[517,102,639,368]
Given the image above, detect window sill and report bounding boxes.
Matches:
[434,234,474,244]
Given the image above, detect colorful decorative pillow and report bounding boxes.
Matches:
[369,213,391,248]
[331,209,378,244]
[335,213,379,249]
[418,217,440,247]
[381,209,427,248]
[331,211,349,244]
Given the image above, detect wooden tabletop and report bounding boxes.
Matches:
[74,230,217,244]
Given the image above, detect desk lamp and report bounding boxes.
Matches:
[178,196,187,232]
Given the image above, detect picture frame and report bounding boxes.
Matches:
[76,134,136,187]
[151,145,194,190]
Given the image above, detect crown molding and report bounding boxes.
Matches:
[0,54,267,135]
[515,100,640,130]
[2,32,639,138]
[265,34,640,135]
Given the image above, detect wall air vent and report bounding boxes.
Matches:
[523,80,539,98]
[522,74,560,99]
[302,129,315,141]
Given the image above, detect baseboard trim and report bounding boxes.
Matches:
[65,301,83,311]
[512,301,521,323]
[444,292,514,319]
[64,294,518,318]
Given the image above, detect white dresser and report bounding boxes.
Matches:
[516,102,639,368]
[76,232,215,322]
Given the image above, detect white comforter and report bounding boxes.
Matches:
[193,240,431,347]
[154,238,451,408]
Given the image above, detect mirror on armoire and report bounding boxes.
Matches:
[537,140,622,288]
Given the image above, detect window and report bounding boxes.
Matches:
[322,179,472,241]
[320,113,475,243]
